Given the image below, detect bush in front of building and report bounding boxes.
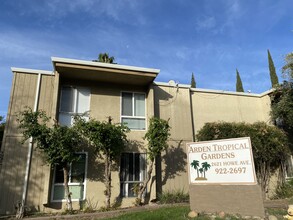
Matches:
[274,178,293,199]
[196,121,290,198]
[158,189,189,204]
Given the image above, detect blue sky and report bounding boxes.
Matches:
[0,0,292,117]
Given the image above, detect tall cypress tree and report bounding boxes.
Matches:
[191,72,196,88]
[236,69,244,92]
[268,50,279,88]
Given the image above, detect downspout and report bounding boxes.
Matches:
[189,88,196,142]
[18,73,42,218]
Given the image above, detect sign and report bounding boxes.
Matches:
[187,137,256,184]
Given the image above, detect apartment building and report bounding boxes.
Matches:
[0,57,272,215]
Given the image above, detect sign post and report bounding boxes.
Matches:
[187,137,264,217]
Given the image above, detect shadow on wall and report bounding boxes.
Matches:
[82,139,146,209]
[154,86,174,118]
[156,140,187,195]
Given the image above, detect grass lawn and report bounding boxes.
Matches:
[102,205,284,220]
[106,206,191,220]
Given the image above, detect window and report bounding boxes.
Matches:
[52,153,87,201]
[120,153,146,197]
[59,86,90,126]
[121,92,146,130]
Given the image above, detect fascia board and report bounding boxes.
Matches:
[51,57,160,74]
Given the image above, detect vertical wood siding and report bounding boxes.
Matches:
[0,72,55,214]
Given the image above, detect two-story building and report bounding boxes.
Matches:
[0,57,273,215]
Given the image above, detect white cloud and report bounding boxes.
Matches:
[196,16,216,31]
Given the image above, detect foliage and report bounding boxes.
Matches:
[271,82,293,135]
[196,121,290,197]
[93,53,115,64]
[268,49,279,88]
[0,116,5,145]
[191,72,196,88]
[236,69,244,92]
[17,108,82,166]
[74,116,128,163]
[274,179,293,199]
[81,198,99,213]
[136,117,171,205]
[282,52,293,80]
[271,52,293,152]
[266,208,287,219]
[17,108,83,211]
[144,117,171,161]
[74,116,129,208]
[158,189,189,204]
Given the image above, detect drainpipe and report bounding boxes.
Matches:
[18,73,42,218]
[189,88,196,142]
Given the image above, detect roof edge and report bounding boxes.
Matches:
[51,57,160,74]
[154,81,273,98]
[11,67,54,75]
[153,81,191,88]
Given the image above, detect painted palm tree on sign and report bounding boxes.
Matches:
[202,162,211,179]
[199,168,204,178]
[191,160,200,179]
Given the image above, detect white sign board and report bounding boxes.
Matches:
[187,137,256,184]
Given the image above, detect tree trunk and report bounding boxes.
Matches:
[104,153,112,209]
[63,166,73,211]
[257,161,270,199]
[137,159,154,205]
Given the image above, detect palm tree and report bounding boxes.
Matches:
[202,162,211,179]
[191,160,200,178]
[93,53,115,63]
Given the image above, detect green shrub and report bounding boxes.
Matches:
[196,121,290,197]
[274,179,293,199]
[158,189,189,204]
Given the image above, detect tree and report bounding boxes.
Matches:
[191,73,196,88]
[74,116,128,209]
[196,121,289,198]
[191,160,200,178]
[17,108,82,212]
[271,53,293,149]
[137,117,170,205]
[268,50,279,88]
[282,52,293,80]
[271,82,293,133]
[236,69,244,92]
[0,116,5,146]
[93,53,115,64]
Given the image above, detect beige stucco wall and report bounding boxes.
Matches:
[154,85,273,196]
[154,85,193,194]
[191,90,271,134]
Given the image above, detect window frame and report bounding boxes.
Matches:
[59,86,91,126]
[120,152,147,198]
[120,91,147,131]
[51,152,88,202]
